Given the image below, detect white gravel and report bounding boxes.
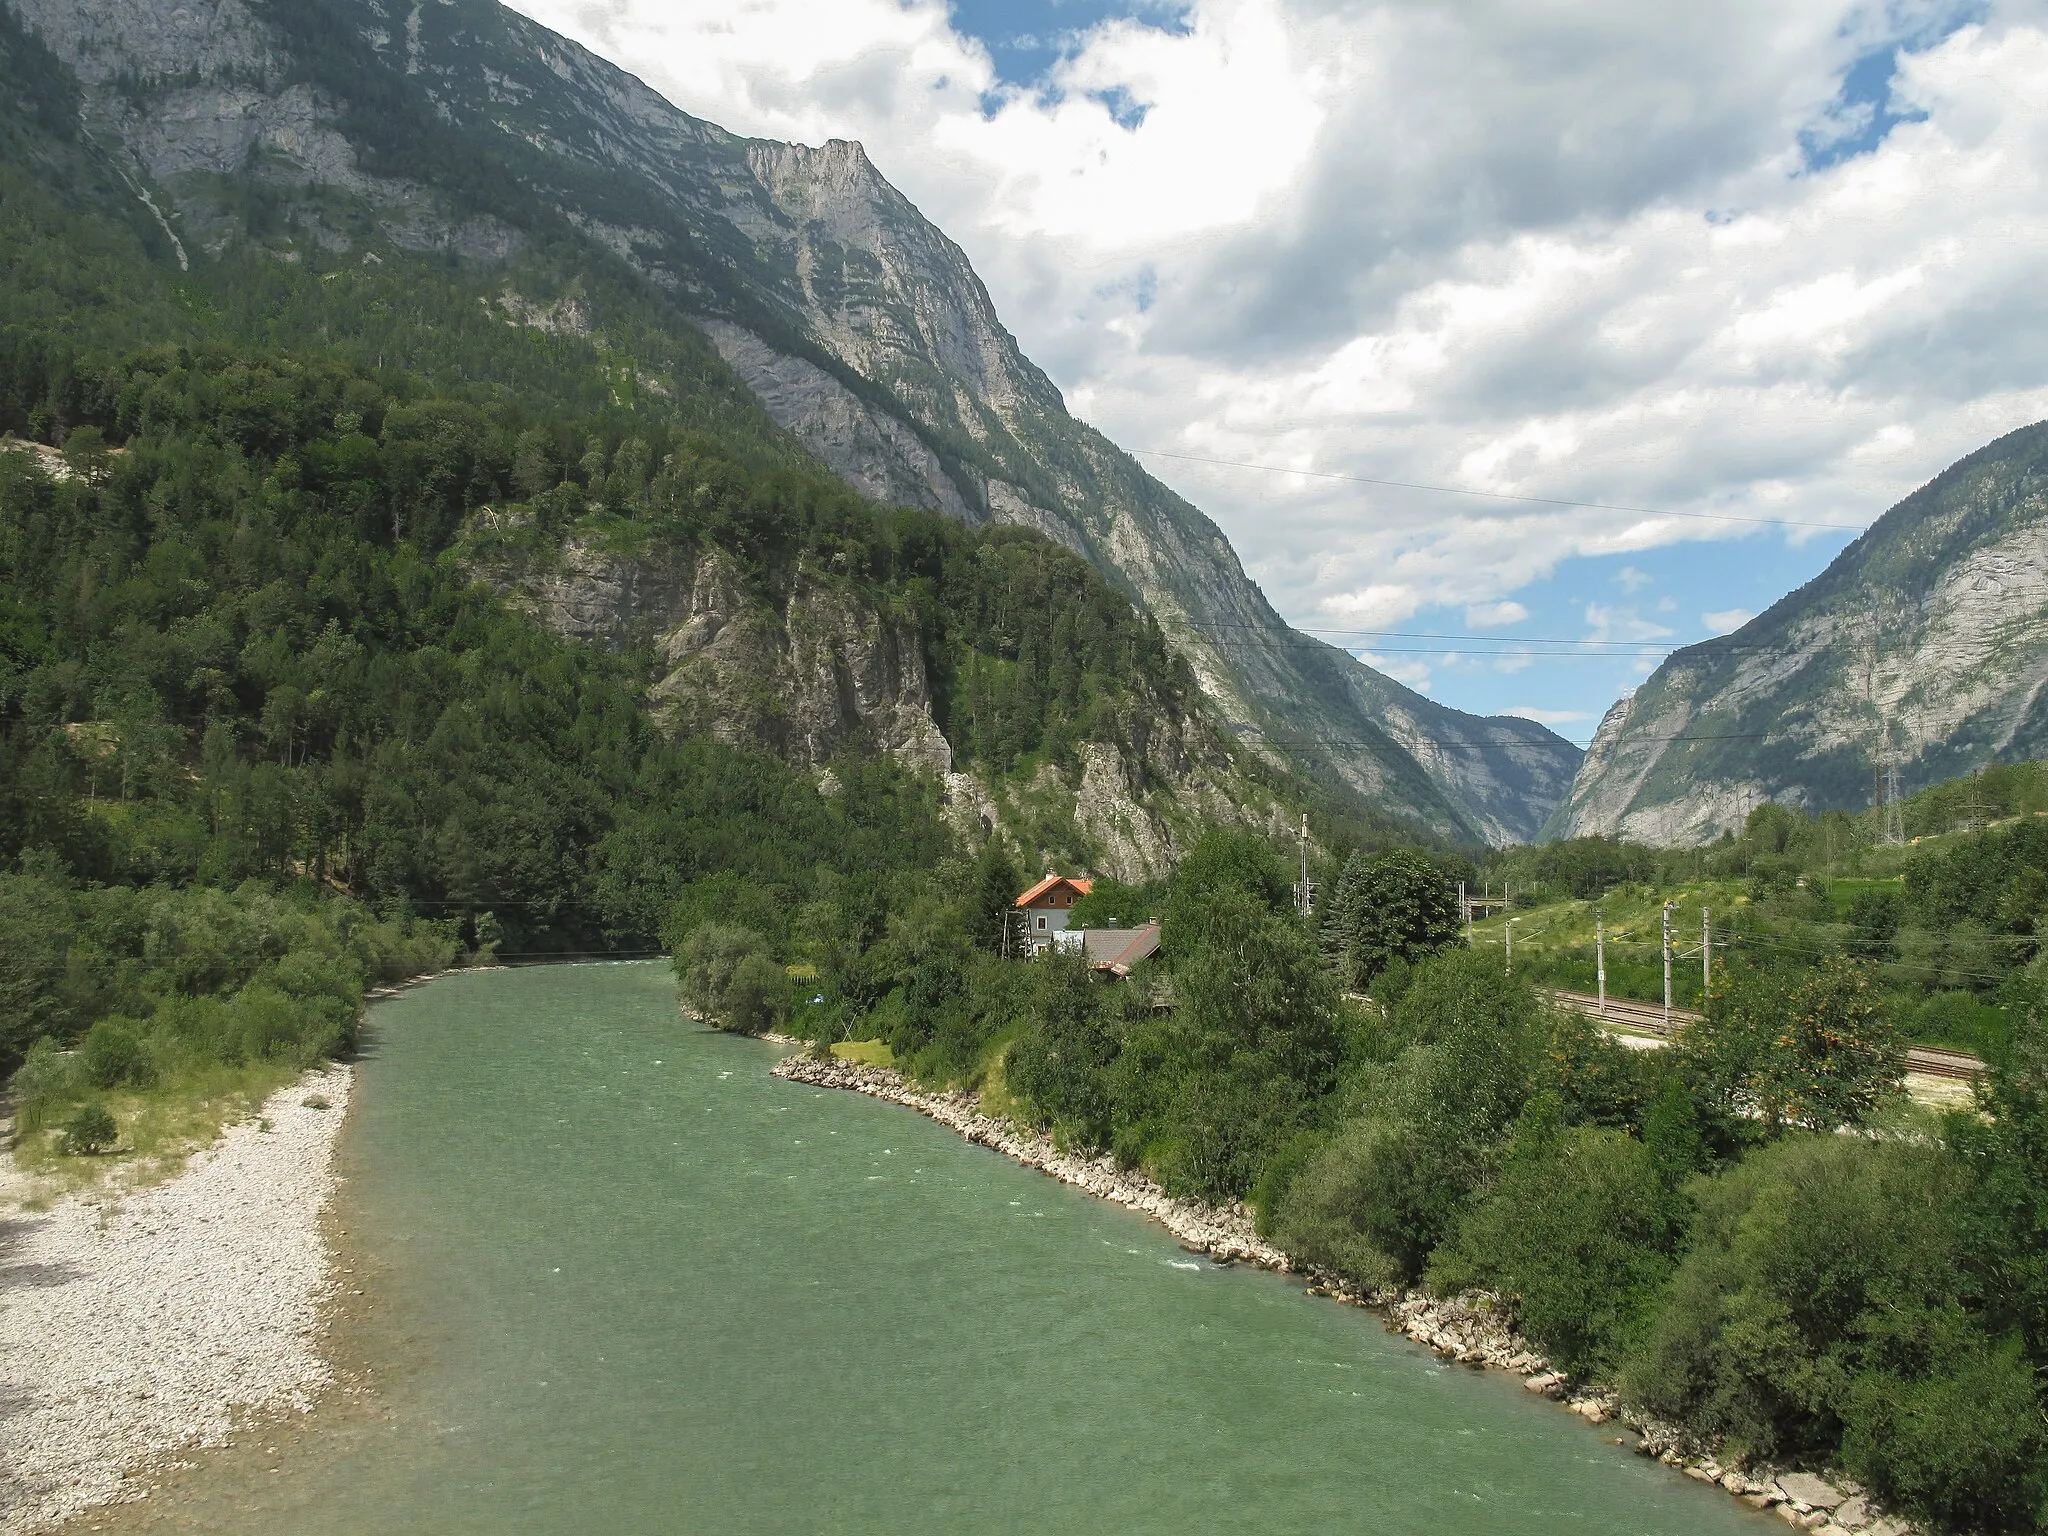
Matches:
[0,1065,353,1534]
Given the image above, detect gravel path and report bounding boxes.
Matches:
[0,1066,353,1534]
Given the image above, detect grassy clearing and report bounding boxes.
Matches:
[1469,880,1751,1012]
[829,1038,896,1068]
[5,1058,316,1208]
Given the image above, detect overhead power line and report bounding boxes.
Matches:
[1235,727,1772,751]
[1187,618,1728,651]
[1129,447,1865,532]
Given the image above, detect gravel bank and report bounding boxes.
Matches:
[0,1066,352,1535]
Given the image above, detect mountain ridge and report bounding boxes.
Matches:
[1547,420,2048,843]
[12,0,1581,843]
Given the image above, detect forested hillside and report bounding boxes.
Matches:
[2,0,1581,844]
[0,0,1326,1095]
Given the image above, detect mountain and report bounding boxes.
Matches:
[9,0,1578,845]
[1547,422,2048,844]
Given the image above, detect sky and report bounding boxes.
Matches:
[509,0,2048,740]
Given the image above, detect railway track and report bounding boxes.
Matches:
[1547,989,1985,1082]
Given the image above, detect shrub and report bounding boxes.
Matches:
[676,922,782,1033]
[81,1017,154,1089]
[1624,1135,1986,1474]
[1430,1112,1682,1377]
[722,953,790,1037]
[61,1102,118,1155]
[9,1036,82,1132]
[1270,950,1547,1285]
[1839,1325,2046,1533]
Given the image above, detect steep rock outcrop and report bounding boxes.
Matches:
[646,555,953,776]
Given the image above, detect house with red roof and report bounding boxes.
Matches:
[1015,873,1092,953]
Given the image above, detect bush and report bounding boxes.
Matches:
[1430,1109,1682,1377]
[60,1102,118,1155]
[9,1035,82,1132]
[1624,1135,1985,1472]
[723,953,790,1037]
[81,1017,154,1089]
[676,922,783,1034]
[1270,949,1547,1285]
[1271,1095,1447,1289]
[1840,1325,2046,1533]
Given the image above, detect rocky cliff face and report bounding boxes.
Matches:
[1548,422,2048,844]
[15,0,1579,843]
[464,522,1254,883]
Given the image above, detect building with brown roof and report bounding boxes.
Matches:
[1015,873,1093,953]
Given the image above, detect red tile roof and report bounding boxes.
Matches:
[1015,875,1094,908]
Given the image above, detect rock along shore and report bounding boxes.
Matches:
[773,1051,1919,1536]
[0,1066,353,1535]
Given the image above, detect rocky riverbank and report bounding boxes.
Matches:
[0,1066,353,1535]
[775,1051,1920,1536]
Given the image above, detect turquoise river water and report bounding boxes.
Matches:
[113,962,1772,1533]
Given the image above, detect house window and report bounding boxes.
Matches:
[1037,916,1047,929]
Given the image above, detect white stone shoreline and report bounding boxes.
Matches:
[774,1051,1920,1536]
[0,1065,354,1535]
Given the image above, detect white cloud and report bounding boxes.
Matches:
[511,0,2048,700]
[1703,607,1757,633]
[1615,566,1654,593]
[1505,707,1593,726]
[1584,604,1678,644]
[1465,600,1529,629]
[1319,583,1421,627]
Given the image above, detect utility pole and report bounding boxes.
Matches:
[1596,912,1606,1016]
[1459,881,1469,943]
[1702,907,1712,995]
[1505,917,1516,975]
[1297,812,1310,917]
[1662,901,1674,1033]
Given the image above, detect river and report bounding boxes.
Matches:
[97,962,1769,1533]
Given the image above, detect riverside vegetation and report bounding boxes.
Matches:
[683,820,2048,1534]
[2,4,2045,1531]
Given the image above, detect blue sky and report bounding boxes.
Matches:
[947,0,1190,96]
[522,0,2048,742]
